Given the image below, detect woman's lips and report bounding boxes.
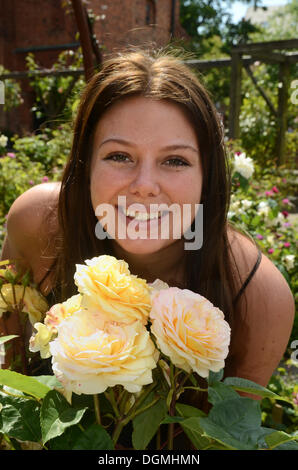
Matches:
[115,205,169,230]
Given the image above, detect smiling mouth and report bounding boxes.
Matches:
[116,205,169,222]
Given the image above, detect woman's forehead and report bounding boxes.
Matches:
[93,96,199,148]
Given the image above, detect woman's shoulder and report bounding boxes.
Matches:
[228,225,294,311]
[2,182,61,283]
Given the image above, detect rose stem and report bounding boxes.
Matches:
[93,394,101,425]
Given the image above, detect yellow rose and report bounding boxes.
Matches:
[29,322,55,359]
[74,255,151,324]
[29,294,82,358]
[150,287,231,378]
[50,309,158,394]
[44,294,82,331]
[0,284,48,325]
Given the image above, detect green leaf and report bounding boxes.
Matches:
[0,369,51,399]
[223,376,291,402]
[40,390,87,444]
[0,395,41,442]
[179,417,213,450]
[251,215,261,227]
[198,397,263,449]
[265,431,298,450]
[132,396,167,450]
[176,402,207,418]
[162,415,185,424]
[72,423,114,450]
[208,369,224,385]
[34,375,63,390]
[48,425,83,450]
[0,335,19,346]
[208,381,240,405]
[272,441,298,450]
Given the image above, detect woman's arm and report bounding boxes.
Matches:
[225,235,295,399]
[0,183,59,367]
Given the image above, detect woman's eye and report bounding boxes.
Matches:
[164,158,189,167]
[105,153,130,162]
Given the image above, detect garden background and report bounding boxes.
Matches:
[0,0,297,438]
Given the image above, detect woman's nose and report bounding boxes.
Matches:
[129,163,160,198]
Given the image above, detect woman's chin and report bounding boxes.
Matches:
[112,237,172,255]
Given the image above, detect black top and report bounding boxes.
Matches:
[232,248,262,305]
[38,249,263,308]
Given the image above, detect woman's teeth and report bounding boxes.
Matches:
[119,206,166,221]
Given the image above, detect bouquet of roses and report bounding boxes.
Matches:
[0,256,297,450]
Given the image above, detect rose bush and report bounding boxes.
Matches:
[0,256,297,451]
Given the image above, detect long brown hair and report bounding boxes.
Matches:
[49,47,251,342]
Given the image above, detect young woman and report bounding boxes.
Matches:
[0,49,294,412]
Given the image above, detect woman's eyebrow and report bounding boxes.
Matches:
[98,137,199,154]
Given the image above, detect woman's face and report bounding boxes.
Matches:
[90,96,203,255]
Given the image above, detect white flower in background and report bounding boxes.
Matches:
[233,152,254,179]
[257,201,270,218]
[266,235,275,245]
[267,212,284,227]
[241,199,253,210]
[228,199,243,218]
[0,134,8,147]
[283,255,295,271]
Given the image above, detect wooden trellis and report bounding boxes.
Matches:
[187,39,298,166]
[229,39,298,166]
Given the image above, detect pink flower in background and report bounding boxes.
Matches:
[283,222,291,227]
[282,178,287,183]
[7,152,16,158]
[268,248,274,254]
[272,186,279,193]
[265,190,274,197]
[282,198,290,205]
[256,234,264,240]
[235,151,241,156]
[282,211,289,218]
[284,242,291,248]
[29,180,34,185]
[42,176,49,183]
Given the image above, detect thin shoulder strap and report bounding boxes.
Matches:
[233,248,262,305]
[37,258,57,290]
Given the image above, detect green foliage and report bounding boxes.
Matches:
[1,370,297,450]
[0,152,46,218]
[26,49,85,126]
[0,369,51,399]
[0,391,42,443]
[132,394,167,449]
[179,0,261,54]
[11,123,73,174]
[40,390,87,444]
[0,65,23,112]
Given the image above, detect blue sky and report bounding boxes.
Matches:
[229,0,289,22]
